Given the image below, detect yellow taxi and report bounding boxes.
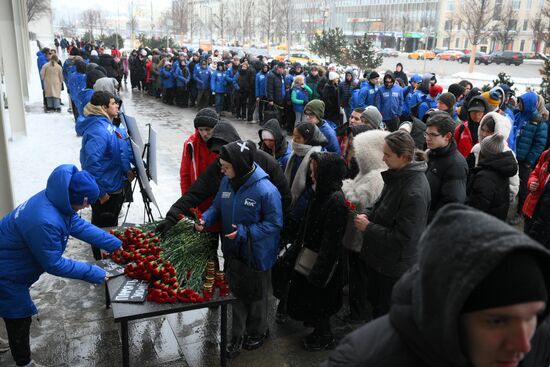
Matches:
[408,50,436,60]
[274,53,287,62]
[288,53,323,65]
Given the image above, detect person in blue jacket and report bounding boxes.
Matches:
[401,73,421,122]
[0,164,122,367]
[255,63,269,122]
[160,61,176,105]
[304,100,342,155]
[359,71,380,108]
[37,47,50,108]
[196,140,283,359]
[79,91,135,260]
[211,61,227,114]
[68,60,88,121]
[174,58,191,107]
[193,59,212,110]
[375,71,403,132]
[510,91,549,219]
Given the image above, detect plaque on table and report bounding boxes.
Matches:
[93,259,126,278]
[111,279,149,303]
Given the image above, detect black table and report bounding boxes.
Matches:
[105,275,236,367]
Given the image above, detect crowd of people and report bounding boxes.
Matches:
[3,39,550,367]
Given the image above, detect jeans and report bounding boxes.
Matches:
[3,317,32,366]
[45,97,61,109]
[214,93,225,113]
[231,270,270,338]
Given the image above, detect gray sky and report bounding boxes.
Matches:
[51,0,173,20]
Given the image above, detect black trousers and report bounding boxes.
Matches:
[517,161,532,215]
[236,90,254,121]
[3,317,32,366]
[70,98,79,122]
[175,87,189,107]
[348,250,370,321]
[162,87,175,105]
[257,99,266,123]
[196,90,210,111]
[365,265,398,319]
[91,192,124,260]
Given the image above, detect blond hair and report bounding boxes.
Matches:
[292,75,305,88]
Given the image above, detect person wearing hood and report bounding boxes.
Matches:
[258,119,291,171]
[393,63,408,86]
[85,64,107,90]
[467,111,519,203]
[341,130,389,322]
[457,87,482,121]
[174,58,191,107]
[455,95,491,157]
[195,141,283,359]
[409,73,432,119]
[467,134,518,220]
[376,71,403,132]
[437,92,458,123]
[210,61,227,114]
[156,122,291,235]
[353,130,430,317]
[418,84,442,122]
[401,74,421,122]
[79,91,135,260]
[235,62,258,122]
[323,203,550,367]
[0,165,122,367]
[68,59,88,121]
[448,83,466,106]
[321,72,342,125]
[304,100,342,154]
[193,59,212,110]
[255,63,270,122]
[339,70,356,118]
[97,51,118,78]
[287,152,348,351]
[509,91,548,220]
[425,111,468,222]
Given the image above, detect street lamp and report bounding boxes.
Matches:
[422,26,431,73]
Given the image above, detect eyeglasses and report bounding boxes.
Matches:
[304,112,314,116]
[424,132,442,138]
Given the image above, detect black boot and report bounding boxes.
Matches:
[226,336,243,359]
[243,329,269,350]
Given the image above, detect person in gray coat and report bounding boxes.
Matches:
[323,203,550,367]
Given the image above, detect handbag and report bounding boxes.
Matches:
[226,229,266,303]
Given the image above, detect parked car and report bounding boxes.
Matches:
[274,53,287,62]
[522,52,537,59]
[458,51,491,65]
[408,50,436,60]
[490,51,524,66]
[433,47,449,55]
[378,48,399,57]
[287,52,323,65]
[437,49,465,61]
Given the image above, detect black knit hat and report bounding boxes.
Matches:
[448,83,465,99]
[368,71,380,80]
[438,92,456,111]
[194,108,219,129]
[219,140,256,178]
[295,122,316,144]
[462,251,548,314]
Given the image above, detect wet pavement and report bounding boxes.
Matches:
[1,79,360,366]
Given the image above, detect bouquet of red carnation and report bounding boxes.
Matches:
[344,199,360,215]
[189,207,203,223]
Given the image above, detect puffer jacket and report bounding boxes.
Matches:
[210,69,227,93]
[511,91,548,166]
[202,165,283,271]
[376,83,403,120]
[255,70,268,97]
[266,68,285,105]
[341,130,388,252]
[0,165,121,319]
[467,151,518,220]
[193,65,211,90]
[160,66,176,89]
[174,63,190,88]
[322,204,550,367]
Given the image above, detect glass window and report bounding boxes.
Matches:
[523,19,528,31]
[455,38,460,48]
[520,39,525,51]
[465,39,469,48]
[448,0,455,10]
[512,0,520,9]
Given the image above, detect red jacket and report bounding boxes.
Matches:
[111,48,121,58]
[145,60,152,83]
[454,121,475,158]
[522,149,550,218]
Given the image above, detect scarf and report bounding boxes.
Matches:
[284,143,322,203]
[83,103,111,120]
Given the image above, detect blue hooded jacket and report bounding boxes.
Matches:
[360,82,379,107]
[255,70,267,97]
[418,96,438,122]
[193,65,211,91]
[0,165,121,319]
[68,72,87,103]
[79,114,131,197]
[376,84,403,120]
[318,120,342,155]
[211,69,227,93]
[160,66,176,89]
[511,92,549,165]
[174,64,190,88]
[202,165,283,271]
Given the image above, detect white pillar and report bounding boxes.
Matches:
[0,58,15,216]
[0,0,28,135]
[12,0,29,101]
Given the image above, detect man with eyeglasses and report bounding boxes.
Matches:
[425,111,468,222]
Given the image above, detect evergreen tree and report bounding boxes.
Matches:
[309,28,347,63]
[540,59,550,103]
[345,34,383,75]
[100,33,124,49]
[481,72,516,92]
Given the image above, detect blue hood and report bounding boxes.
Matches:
[518,91,538,120]
[45,164,79,216]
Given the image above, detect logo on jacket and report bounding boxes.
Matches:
[244,198,256,207]
[222,191,231,199]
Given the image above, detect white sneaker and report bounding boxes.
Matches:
[0,336,9,353]
[21,360,45,367]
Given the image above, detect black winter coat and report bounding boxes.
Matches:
[321,83,340,124]
[323,204,550,367]
[266,69,284,105]
[426,141,468,222]
[287,153,348,322]
[362,161,431,278]
[528,179,550,248]
[466,151,517,220]
[98,53,118,78]
[166,123,291,224]
[257,119,289,160]
[237,68,255,94]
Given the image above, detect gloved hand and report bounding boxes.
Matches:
[155,218,176,235]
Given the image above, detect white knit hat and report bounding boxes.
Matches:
[329,72,340,81]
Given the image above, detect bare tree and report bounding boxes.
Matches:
[457,0,494,73]
[278,0,293,51]
[444,13,457,48]
[172,0,189,44]
[27,0,50,23]
[491,5,518,51]
[211,0,228,44]
[127,15,138,47]
[399,14,411,51]
[531,5,550,54]
[258,0,276,50]
[81,9,102,43]
[59,17,77,38]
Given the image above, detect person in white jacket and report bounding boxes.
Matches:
[466,111,519,204]
[341,129,389,322]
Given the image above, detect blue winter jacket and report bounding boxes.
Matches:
[68,72,87,103]
[36,50,48,73]
[210,70,227,93]
[410,90,427,117]
[418,97,438,122]
[278,144,292,171]
[225,67,238,90]
[291,87,309,113]
[318,120,342,155]
[174,64,190,88]
[80,115,131,197]
[202,165,283,271]
[160,67,176,89]
[75,88,94,117]
[193,65,211,91]
[512,92,549,166]
[255,71,267,97]
[62,59,76,88]
[361,83,379,107]
[402,85,416,116]
[0,165,121,318]
[376,84,403,120]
